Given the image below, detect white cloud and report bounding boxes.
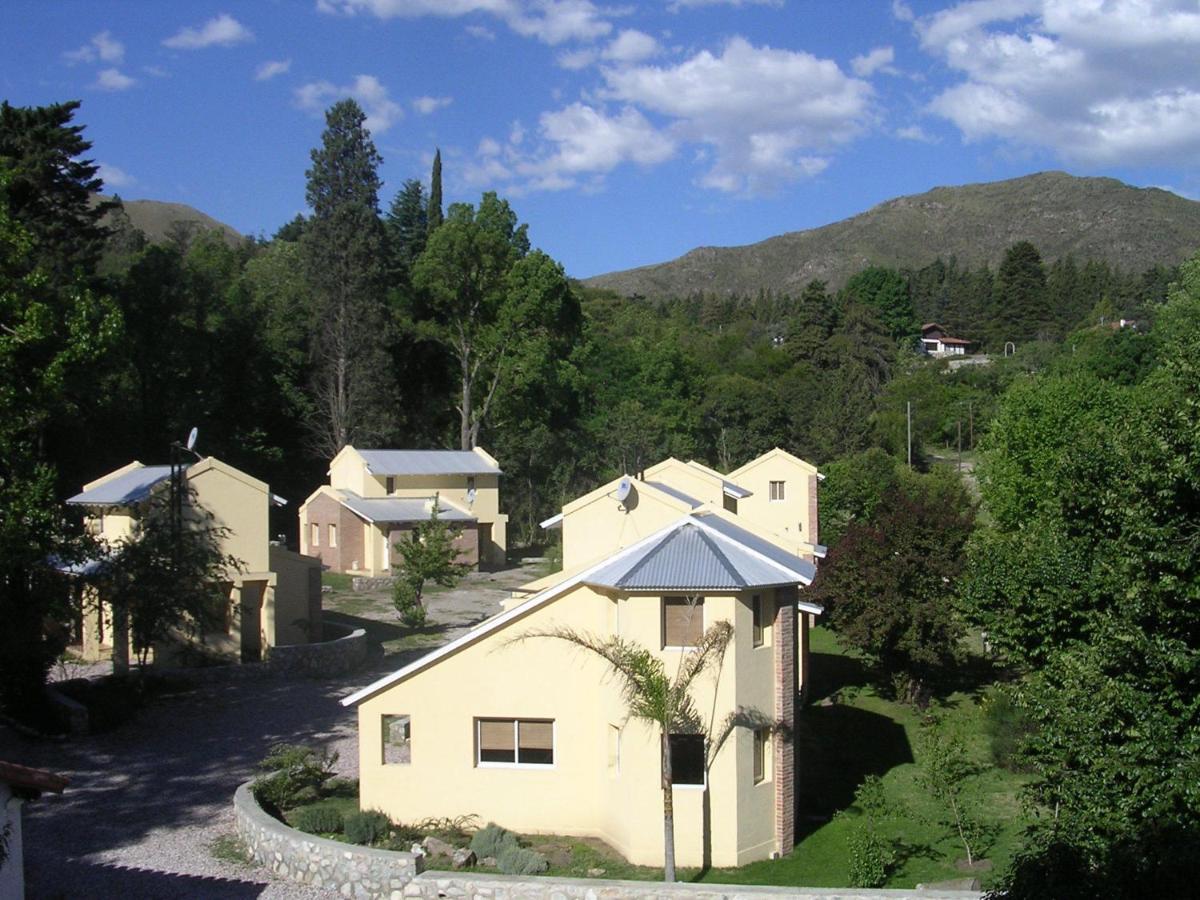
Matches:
[667,0,783,11]
[896,124,939,143]
[466,24,497,40]
[319,0,612,45]
[295,74,404,133]
[602,37,872,192]
[851,46,897,78]
[603,29,659,64]
[557,48,597,69]
[256,59,292,81]
[163,13,254,50]
[65,30,125,65]
[97,162,135,188]
[915,0,1200,166]
[413,95,453,114]
[94,68,136,91]
[892,0,915,23]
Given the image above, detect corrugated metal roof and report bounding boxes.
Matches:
[721,479,752,499]
[699,514,817,582]
[645,481,702,508]
[66,465,174,506]
[585,519,813,591]
[336,492,475,524]
[357,450,502,476]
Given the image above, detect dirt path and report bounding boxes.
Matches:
[1,562,547,899]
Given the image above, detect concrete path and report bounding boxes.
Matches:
[1,563,545,899]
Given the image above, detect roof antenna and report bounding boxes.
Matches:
[182,426,202,460]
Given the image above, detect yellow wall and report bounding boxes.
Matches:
[559,481,692,570]
[642,458,724,507]
[268,544,320,646]
[728,450,818,548]
[357,583,776,868]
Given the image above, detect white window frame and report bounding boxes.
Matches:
[329,523,337,548]
[381,713,411,765]
[669,732,707,789]
[662,595,705,650]
[310,522,319,547]
[475,717,556,769]
[769,480,786,502]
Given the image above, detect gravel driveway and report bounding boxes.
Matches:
[1,563,543,899]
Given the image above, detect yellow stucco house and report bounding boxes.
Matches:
[66,457,322,665]
[343,448,825,870]
[299,446,508,574]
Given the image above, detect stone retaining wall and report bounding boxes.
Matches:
[265,624,369,677]
[352,574,397,593]
[234,782,422,897]
[234,783,982,900]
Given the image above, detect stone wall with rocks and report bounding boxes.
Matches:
[403,874,982,899]
[234,782,422,897]
[352,574,396,592]
[265,624,369,677]
[234,782,982,900]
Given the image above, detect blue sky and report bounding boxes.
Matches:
[4,1,1200,278]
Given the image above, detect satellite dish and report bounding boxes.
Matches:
[466,487,477,506]
[615,476,632,503]
[185,427,199,451]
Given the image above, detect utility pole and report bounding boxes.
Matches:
[907,401,913,469]
[958,419,963,473]
[968,399,974,450]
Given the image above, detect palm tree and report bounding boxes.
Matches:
[515,614,785,881]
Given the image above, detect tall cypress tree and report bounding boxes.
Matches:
[427,148,444,235]
[301,99,397,456]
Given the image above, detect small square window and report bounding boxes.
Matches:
[769,480,786,501]
[670,734,705,786]
[382,714,411,765]
[663,596,704,648]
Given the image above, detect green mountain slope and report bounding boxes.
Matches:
[97,195,246,247]
[585,172,1200,298]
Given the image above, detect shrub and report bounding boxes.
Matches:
[254,743,338,811]
[392,580,427,628]
[848,828,891,888]
[470,822,519,859]
[344,809,391,846]
[293,805,344,835]
[497,845,548,875]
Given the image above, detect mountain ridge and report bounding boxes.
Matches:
[584,172,1200,298]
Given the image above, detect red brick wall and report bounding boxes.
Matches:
[773,586,797,855]
[386,523,479,569]
[306,494,365,573]
[807,473,819,547]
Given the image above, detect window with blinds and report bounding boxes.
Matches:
[769,480,786,501]
[751,593,764,647]
[753,728,768,783]
[662,596,704,648]
[476,718,554,766]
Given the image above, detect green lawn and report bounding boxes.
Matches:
[700,626,1027,890]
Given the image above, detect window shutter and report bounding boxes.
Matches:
[664,597,704,646]
[479,719,515,762]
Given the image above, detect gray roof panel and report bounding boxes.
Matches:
[336,492,476,524]
[585,519,813,591]
[357,450,502,476]
[66,465,173,506]
[644,481,702,508]
[698,515,817,582]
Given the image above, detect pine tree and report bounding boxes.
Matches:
[386,178,427,281]
[427,148,444,235]
[301,99,397,456]
[992,241,1049,346]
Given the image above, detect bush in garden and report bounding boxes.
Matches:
[344,809,391,846]
[253,743,338,811]
[293,805,344,835]
[497,845,548,875]
[470,822,519,859]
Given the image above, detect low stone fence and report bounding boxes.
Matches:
[234,781,422,897]
[352,574,396,592]
[234,783,982,900]
[265,623,369,678]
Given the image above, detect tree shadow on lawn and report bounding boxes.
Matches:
[794,702,914,842]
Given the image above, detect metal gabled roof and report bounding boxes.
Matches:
[357,450,502,476]
[584,518,815,591]
[66,465,174,506]
[335,492,475,525]
[644,481,703,509]
[698,514,817,582]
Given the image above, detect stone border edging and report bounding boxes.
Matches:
[234,781,422,896]
[234,782,983,900]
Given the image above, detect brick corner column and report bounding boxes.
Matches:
[773,588,797,856]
